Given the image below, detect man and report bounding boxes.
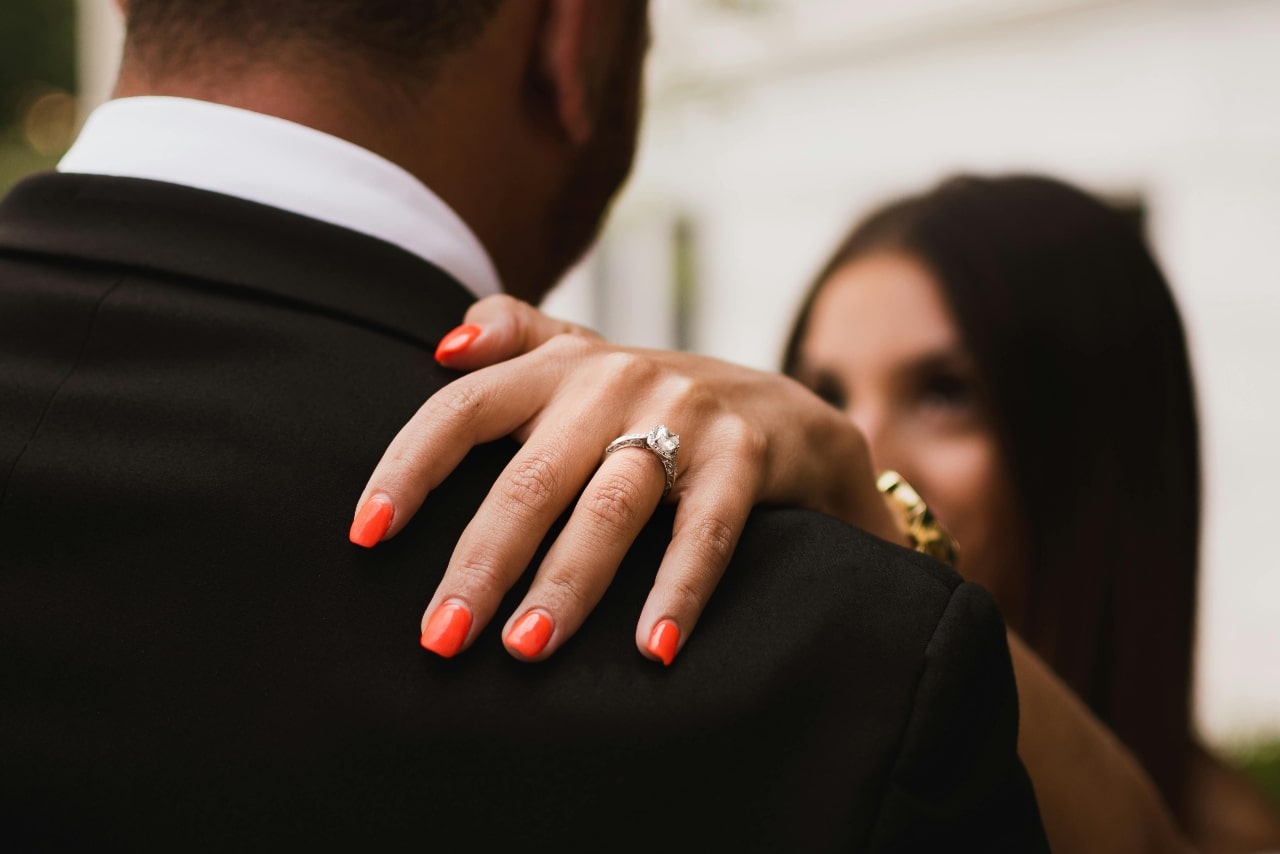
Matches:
[0,2,1047,849]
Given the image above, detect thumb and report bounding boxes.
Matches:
[435,294,600,370]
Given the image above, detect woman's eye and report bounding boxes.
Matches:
[810,374,847,411]
[917,374,974,413]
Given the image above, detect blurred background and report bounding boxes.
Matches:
[3,0,1276,795]
[0,1,77,190]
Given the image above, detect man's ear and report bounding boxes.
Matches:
[537,0,602,146]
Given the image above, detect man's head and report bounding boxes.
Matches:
[119,1,507,79]
[113,0,651,302]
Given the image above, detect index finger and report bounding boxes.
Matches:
[348,336,591,546]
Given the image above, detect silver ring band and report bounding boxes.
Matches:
[604,424,680,497]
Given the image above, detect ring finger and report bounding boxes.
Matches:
[500,440,671,660]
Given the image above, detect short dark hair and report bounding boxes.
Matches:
[784,174,1201,822]
[124,0,507,75]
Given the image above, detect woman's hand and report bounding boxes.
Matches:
[351,295,905,664]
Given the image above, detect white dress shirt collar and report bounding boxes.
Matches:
[58,96,502,299]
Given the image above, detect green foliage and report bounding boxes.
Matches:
[0,0,76,190]
[0,128,59,195]
[0,0,77,126]
[1234,738,1280,808]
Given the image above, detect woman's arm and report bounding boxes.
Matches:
[1008,630,1197,853]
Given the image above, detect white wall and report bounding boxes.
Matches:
[547,0,1280,746]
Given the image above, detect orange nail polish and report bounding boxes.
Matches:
[647,619,680,666]
[435,324,481,362]
[420,602,473,658]
[349,496,393,547]
[506,611,553,659]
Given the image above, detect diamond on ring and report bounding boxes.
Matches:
[604,424,680,496]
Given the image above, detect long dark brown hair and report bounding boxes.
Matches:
[783,174,1201,821]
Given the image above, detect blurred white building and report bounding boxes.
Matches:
[80,0,1280,746]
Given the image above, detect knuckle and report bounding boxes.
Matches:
[451,551,509,594]
[369,463,417,498]
[473,292,523,323]
[381,441,439,493]
[832,421,871,463]
[688,514,738,569]
[662,373,701,407]
[584,469,650,528]
[543,330,592,359]
[721,415,768,465]
[599,350,656,387]
[540,569,594,611]
[572,322,604,341]
[381,441,421,481]
[435,381,488,423]
[665,574,710,613]
[500,451,561,515]
[490,293,524,314]
[659,373,720,420]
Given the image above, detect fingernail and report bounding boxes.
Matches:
[420,601,473,658]
[349,496,393,547]
[435,324,482,362]
[506,611,553,659]
[647,619,680,666]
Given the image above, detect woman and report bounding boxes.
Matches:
[351,174,1280,852]
[778,175,1280,852]
[785,174,1201,826]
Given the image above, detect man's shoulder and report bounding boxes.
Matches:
[603,501,986,729]
[735,503,961,591]
[0,171,476,359]
[627,502,965,632]
[541,502,1037,850]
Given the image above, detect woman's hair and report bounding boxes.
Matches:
[783,174,1201,819]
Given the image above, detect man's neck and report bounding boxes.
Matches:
[111,65,563,302]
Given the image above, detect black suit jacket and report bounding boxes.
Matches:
[0,173,1047,852]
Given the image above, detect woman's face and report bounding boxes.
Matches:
[794,252,1027,620]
